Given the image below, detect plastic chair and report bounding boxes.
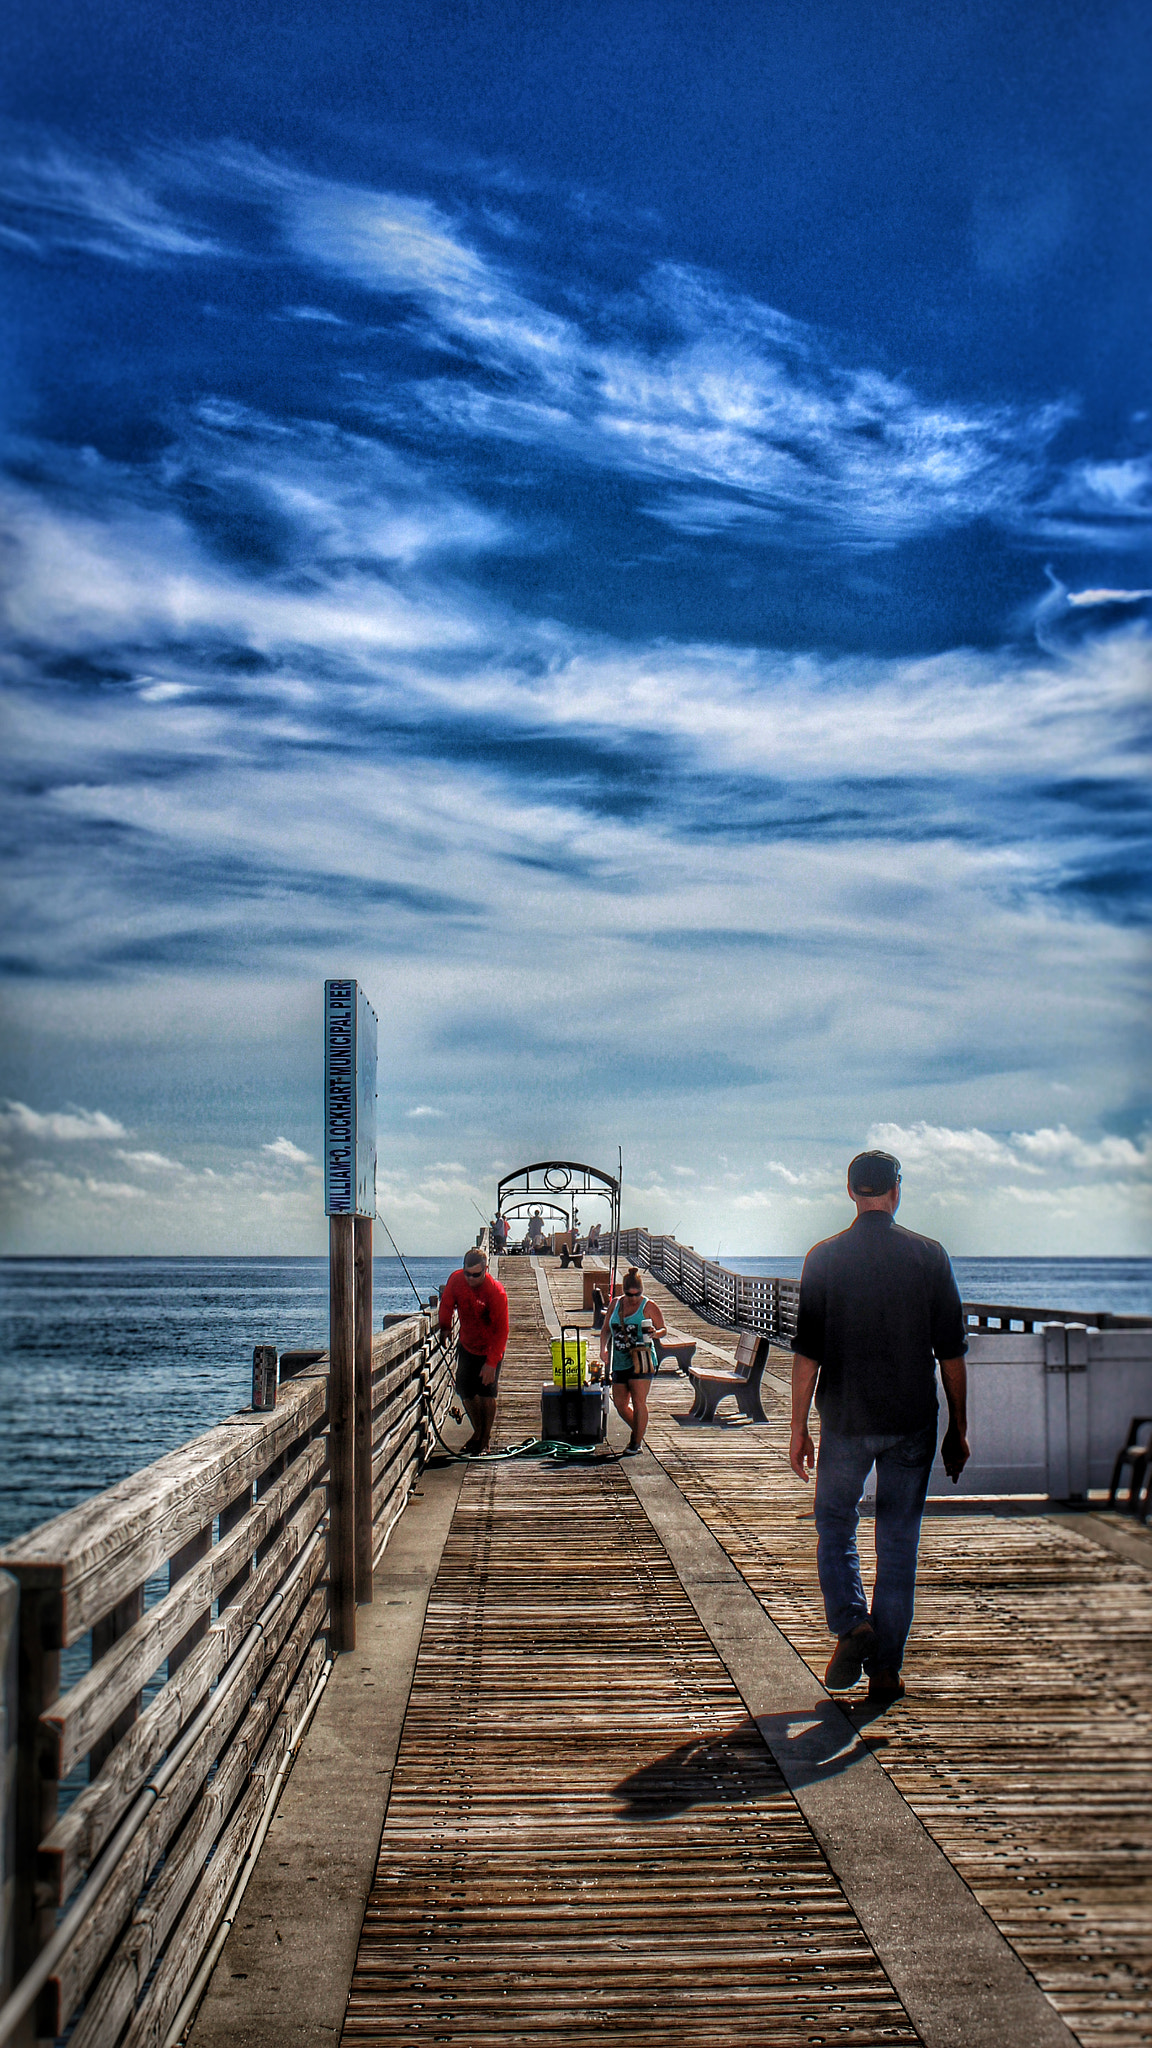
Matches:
[1108,1417,1152,1513]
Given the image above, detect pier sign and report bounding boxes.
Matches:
[324,978,378,1218]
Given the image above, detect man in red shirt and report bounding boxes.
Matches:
[437,1247,510,1456]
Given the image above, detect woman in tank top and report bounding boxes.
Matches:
[600,1266,667,1456]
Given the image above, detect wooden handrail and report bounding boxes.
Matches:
[0,1310,451,2045]
[616,1231,1148,1341]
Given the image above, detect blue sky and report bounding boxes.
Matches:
[1,0,1149,1256]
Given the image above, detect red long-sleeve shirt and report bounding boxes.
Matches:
[438,1270,509,1370]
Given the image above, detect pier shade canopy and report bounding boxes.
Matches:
[496,1159,620,1246]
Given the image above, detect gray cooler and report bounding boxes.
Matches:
[540,1384,609,1446]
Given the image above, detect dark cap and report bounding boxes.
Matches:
[847,1150,901,1196]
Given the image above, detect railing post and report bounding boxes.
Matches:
[217,1484,253,1609]
[354,1214,374,1604]
[1,1572,16,2007]
[1066,1323,1089,1502]
[167,1527,212,1679]
[89,1584,144,1778]
[12,1582,60,2040]
[329,1213,356,1653]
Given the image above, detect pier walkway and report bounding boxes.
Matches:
[189,1259,1152,2048]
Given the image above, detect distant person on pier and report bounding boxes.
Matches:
[493,1212,510,1254]
[527,1209,546,1249]
[600,1266,667,1456]
[585,1221,602,1253]
[438,1247,509,1457]
[789,1151,969,1703]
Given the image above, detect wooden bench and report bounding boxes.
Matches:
[582,1267,617,1311]
[687,1332,771,1423]
[655,1336,697,1374]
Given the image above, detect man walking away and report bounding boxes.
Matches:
[438,1247,509,1456]
[789,1150,970,1703]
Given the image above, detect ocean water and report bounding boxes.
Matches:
[0,1252,1148,1549]
[726,1254,1152,1319]
[0,1255,456,1548]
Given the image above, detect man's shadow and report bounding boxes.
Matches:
[612,1705,890,1819]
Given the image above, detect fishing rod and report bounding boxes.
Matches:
[377,1210,601,1470]
[375,1209,427,1313]
[609,1143,622,1304]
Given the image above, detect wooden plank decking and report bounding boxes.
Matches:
[343,1260,914,2045]
[337,1257,1151,2048]
[549,1260,1152,2048]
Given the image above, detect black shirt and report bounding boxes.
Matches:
[794,1211,967,1436]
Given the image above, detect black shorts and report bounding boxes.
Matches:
[455,1343,503,1399]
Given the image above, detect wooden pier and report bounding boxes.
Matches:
[2,1252,1150,2048]
[194,1257,1148,2048]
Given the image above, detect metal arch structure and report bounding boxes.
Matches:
[496,1159,620,1246]
[500,1199,570,1223]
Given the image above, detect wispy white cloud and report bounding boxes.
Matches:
[281,304,346,324]
[0,1100,127,1141]
[765,1160,829,1187]
[867,1120,1152,1187]
[263,1136,312,1163]
[1060,457,1152,514]
[0,141,222,263]
[1,137,1148,1261]
[0,137,1084,549]
[1033,456,1152,547]
[1067,586,1152,607]
[254,155,1070,542]
[4,423,1148,802]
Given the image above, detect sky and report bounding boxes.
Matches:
[1,0,1149,1258]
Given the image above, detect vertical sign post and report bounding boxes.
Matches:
[325,979,378,1652]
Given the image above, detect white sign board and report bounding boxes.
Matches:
[324,978,378,1218]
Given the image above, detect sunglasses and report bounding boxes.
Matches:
[623,1289,642,1298]
[464,1267,486,1281]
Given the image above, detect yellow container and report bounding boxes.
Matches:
[551,1335,587,1388]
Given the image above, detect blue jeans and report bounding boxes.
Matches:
[813,1419,938,1672]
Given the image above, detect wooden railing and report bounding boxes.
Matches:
[0,1312,452,2048]
[960,1301,1150,1333]
[618,1231,1151,1342]
[618,1230,800,1345]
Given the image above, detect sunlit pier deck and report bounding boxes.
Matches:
[183,1256,1151,2048]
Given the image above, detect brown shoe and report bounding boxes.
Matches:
[824,1622,878,1690]
[867,1668,906,1701]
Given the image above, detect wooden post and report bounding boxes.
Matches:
[353,1214,374,1604]
[13,1584,60,2038]
[1,1571,17,2005]
[217,1484,253,1609]
[167,1526,211,1679]
[255,1448,289,1563]
[329,1213,356,1653]
[89,1584,144,1779]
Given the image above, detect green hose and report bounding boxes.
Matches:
[425,1335,617,1464]
[425,1393,615,1464]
